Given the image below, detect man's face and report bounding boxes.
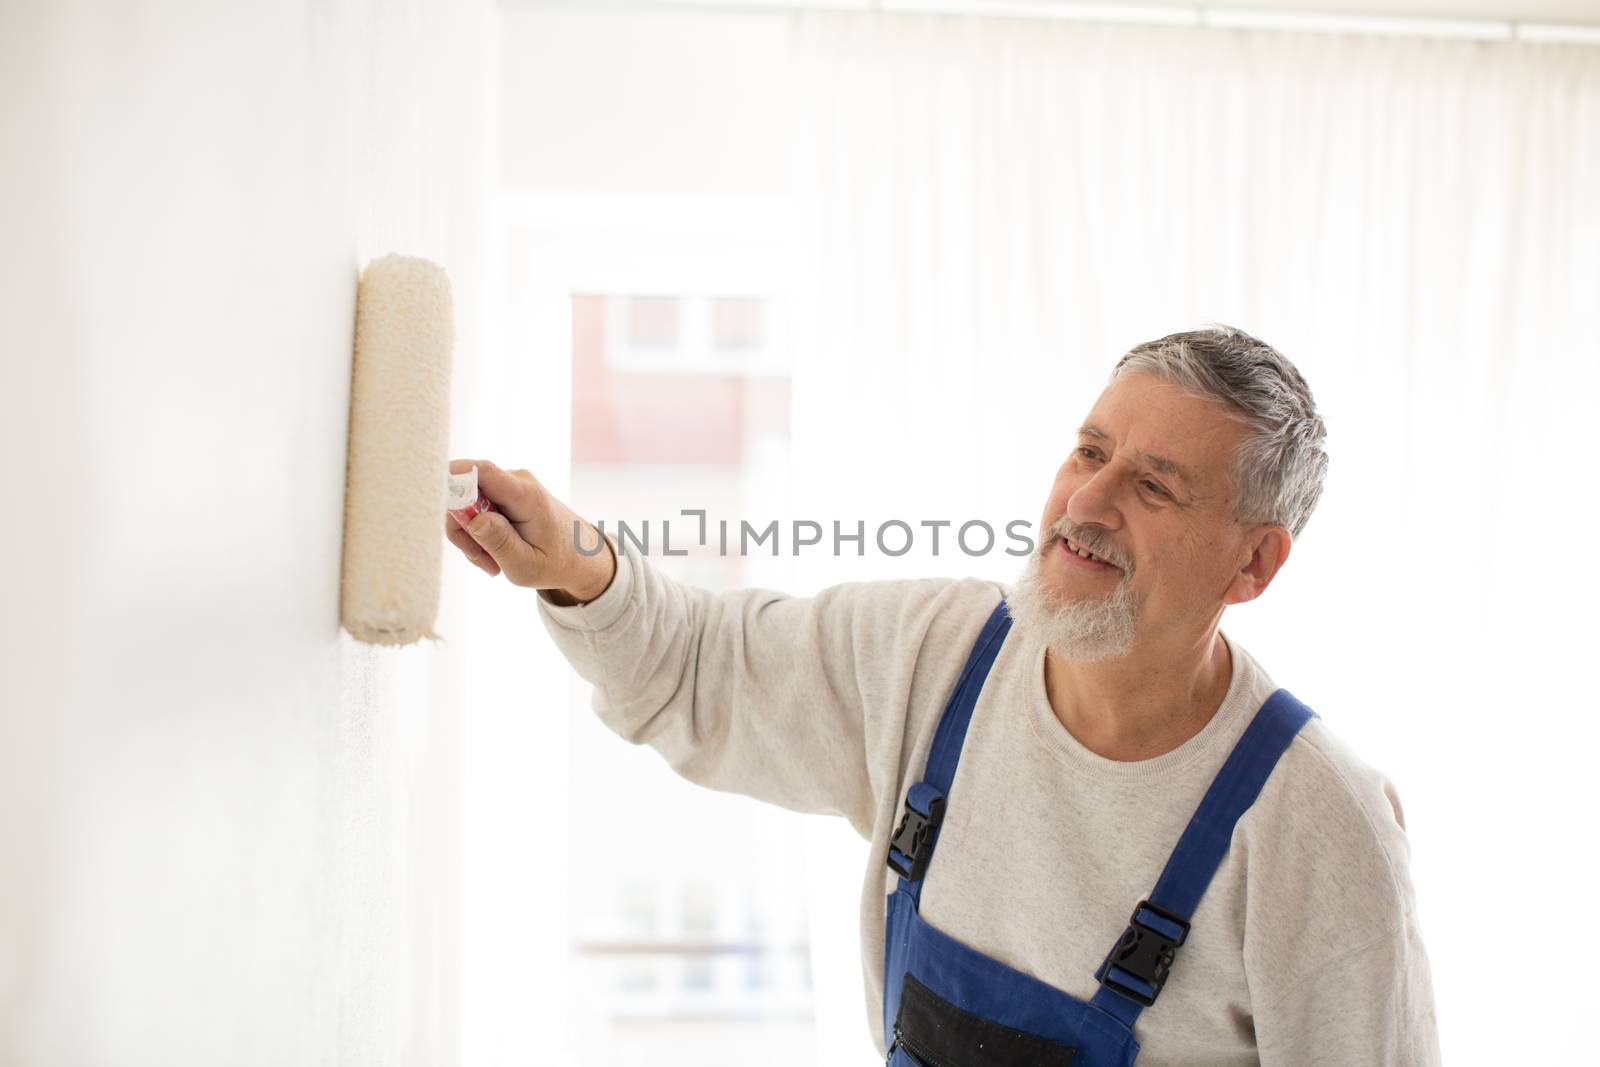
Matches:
[1010,372,1262,659]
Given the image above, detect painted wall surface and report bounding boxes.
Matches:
[0,2,493,1063]
[499,9,789,196]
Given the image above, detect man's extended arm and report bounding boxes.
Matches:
[535,534,988,839]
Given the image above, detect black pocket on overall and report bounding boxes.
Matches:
[893,973,1077,1066]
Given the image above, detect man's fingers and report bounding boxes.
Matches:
[448,458,544,524]
[465,510,511,554]
[462,511,535,583]
[445,459,559,585]
[445,517,501,576]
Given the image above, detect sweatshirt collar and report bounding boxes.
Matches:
[1019,629,1260,783]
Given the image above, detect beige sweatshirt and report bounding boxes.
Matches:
[537,536,1440,1065]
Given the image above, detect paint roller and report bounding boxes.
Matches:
[338,253,457,646]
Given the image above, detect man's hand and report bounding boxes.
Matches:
[444,459,616,605]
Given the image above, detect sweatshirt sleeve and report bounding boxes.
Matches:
[536,534,994,841]
[1245,727,1442,1065]
[1253,914,1440,1066]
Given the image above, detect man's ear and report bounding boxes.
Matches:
[1222,524,1292,606]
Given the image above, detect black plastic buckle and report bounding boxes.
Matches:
[1100,900,1191,1007]
[886,789,946,881]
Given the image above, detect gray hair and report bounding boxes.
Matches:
[1110,325,1328,539]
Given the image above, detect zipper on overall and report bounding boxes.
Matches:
[889,1022,957,1067]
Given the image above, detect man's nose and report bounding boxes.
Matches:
[1065,466,1125,531]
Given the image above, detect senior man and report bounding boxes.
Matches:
[448,326,1439,1066]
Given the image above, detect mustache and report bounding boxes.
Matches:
[1045,516,1131,572]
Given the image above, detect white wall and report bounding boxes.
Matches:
[0,2,493,1063]
[499,9,789,196]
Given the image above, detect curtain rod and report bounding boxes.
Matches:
[509,0,1600,43]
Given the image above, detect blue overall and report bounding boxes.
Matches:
[883,600,1316,1066]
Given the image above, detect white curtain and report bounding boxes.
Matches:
[785,13,1600,1063]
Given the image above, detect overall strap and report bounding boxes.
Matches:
[1091,687,1317,1028]
[886,599,1012,903]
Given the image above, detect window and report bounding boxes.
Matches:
[510,192,818,1065]
[602,293,788,375]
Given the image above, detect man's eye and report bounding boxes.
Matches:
[1076,447,1098,461]
[1143,480,1169,498]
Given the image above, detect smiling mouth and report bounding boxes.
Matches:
[1060,535,1119,569]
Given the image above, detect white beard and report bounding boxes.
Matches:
[1006,534,1139,663]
